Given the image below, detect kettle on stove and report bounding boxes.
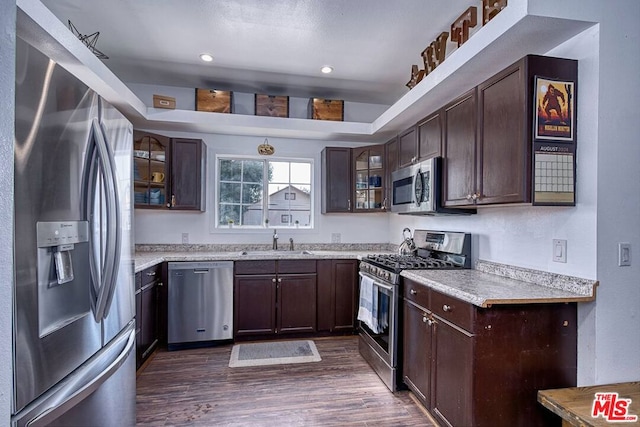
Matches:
[398,227,417,255]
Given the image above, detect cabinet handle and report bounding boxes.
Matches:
[471,193,478,201]
[382,197,387,210]
[422,316,428,323]
[146,271,156,277]
[348,199,351,210]
[410,289,418,295]
[278,278,282,283]
[442,304,452,312]
[171,194,176,207]
[466,194,473,201]
[272,278,276,283]
[157,282,163,287]
[427,318,434,326]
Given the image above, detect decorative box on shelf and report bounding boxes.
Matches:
[153,94,176,109]
[308,98,344,121]
[195,89,233,113]
[255,94,289,117]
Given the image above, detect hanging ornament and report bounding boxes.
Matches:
[258,138,275,155]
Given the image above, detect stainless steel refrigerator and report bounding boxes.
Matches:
[12,36,136,426]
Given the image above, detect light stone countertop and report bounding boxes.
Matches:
[134,248,389,273]
[401,260,598,308]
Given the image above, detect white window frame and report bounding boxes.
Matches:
[214,154,314,230]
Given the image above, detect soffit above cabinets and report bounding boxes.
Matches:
[17,0,595,142]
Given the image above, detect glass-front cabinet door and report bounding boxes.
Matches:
[133,131,169,209]
[353,145,386,211]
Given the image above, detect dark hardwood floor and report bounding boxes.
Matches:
[136,336,436,426]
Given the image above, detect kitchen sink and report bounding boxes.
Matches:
[239,250,314,256]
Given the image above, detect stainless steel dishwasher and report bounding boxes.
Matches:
[167,261,233,349]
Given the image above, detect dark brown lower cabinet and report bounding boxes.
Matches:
[403,278,577,427]
[317,259,358,333]
[402,300,432,405]
[278,274,317,333]
[135,264,163,369]
[431,317,474,427]
[234,275,277,336]
[234,260,317,337]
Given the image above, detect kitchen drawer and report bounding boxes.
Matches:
[404,279,429,310]
[278,259,316,274]
[235,260,277,275]
[431,289,475,333]
[141,264,162,286]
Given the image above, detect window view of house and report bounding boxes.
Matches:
[218,158,312,227]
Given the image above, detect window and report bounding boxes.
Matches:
[217,157,312,228]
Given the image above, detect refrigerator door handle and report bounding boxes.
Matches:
[82,131,101,319]
[12,323,135,427]
[97,120,122,320]
[88,118,121,321]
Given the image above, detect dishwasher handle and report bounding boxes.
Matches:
[168,261,234,271]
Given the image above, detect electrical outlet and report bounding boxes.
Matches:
[552,239,567,263]
[182,233,189,244]
[331,233,341,243]
[618,243,631,266]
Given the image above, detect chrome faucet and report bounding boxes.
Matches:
[272,229,278,250]
[289,237,294,251]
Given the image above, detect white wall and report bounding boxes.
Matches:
[0,0,15,423]
[528,0,640,386]
[134,132,391,245]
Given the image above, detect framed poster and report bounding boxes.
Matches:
[534,76,575,142]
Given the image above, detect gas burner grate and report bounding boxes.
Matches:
[364,254,464,270]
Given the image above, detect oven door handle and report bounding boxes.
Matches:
[359,272,394,291]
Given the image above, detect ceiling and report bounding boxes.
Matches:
[40,0,474,106]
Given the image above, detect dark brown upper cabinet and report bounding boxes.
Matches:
[134,131,206,211]
[443,88,478,207]
[321,147,352,213]
[133,131,170,209]
[169,138,206,211]
[443,55,578,207]
[397,126,418,168]
[417,110,442,161]
[352,145,386,212]
[384,137,398,211]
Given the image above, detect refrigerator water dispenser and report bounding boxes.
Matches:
[36,221,91,337]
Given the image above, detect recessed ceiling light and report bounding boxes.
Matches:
[321,66,333,74]
[199,53,214,62]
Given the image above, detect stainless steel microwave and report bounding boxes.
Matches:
[390,157,475,215]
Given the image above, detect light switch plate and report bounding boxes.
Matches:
[618,243,631,266]
[553,239,567,263]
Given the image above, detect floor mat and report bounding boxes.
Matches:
[229,339,321,368]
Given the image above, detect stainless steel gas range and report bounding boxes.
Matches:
[357,230,471,391]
